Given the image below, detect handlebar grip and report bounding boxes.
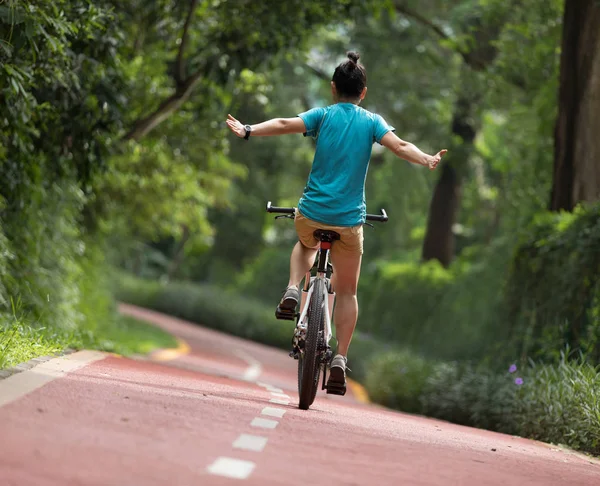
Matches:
[365,209,388,222]
[266,201,295,214]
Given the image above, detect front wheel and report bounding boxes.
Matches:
[298,278,325,410]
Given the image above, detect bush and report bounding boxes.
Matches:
[357,238,514,362]
[359,259,454,347]
[420,361,519,434]
[506,202,600,362]
[113,272,292,350]
[0,187,175,367]
[234,247,292,305]
[515,355,600,454]
[365,349,600,456]
[2,183,87,331]
[365,350,435,413]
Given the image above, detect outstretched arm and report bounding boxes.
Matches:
[226,114,306,137]
[380,131,447,170]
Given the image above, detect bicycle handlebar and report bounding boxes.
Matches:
[266,201,295,214]
[266,201,388,223]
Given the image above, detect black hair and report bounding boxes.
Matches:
[332,51,367,100]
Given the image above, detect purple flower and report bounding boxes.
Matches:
[509,364,517,373]
[514,377,524,386]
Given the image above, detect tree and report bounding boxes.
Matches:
[117,0,380,141]
[394,0,563,266]
[391,1,503,266]
[550,0,600,211]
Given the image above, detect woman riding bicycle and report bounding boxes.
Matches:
[226,51,446,391]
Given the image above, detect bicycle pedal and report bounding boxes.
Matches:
[325,382,347,396]
[275,305,297,321]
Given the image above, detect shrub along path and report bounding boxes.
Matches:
[0,303,597,485]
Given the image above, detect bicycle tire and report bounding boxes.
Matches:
[298,278,325,410]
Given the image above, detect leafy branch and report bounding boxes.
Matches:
[124,0,202,141]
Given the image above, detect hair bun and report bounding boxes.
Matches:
[347,51,360,64]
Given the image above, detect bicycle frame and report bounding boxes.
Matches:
[298,274,333,346]
[297,243,335,348]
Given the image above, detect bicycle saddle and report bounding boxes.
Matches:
[313,229,340,242]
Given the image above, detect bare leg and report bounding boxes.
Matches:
[329,251,362,357]
[288,241,318,288]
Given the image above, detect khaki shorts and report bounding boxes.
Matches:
[294,210,364,256]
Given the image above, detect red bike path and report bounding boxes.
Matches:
[0,303,598,486]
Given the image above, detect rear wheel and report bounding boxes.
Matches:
[298,278,325,410]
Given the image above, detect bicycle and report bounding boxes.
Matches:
[266,201,388,410]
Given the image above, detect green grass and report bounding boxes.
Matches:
[78,314,178,356]
[113,271,291,350]
[0,318,65,369]
[0,312,178,370]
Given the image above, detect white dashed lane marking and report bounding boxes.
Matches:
[251,417,279,429]
[206,382,289,479]
[261,407,286,418]
[269,398,289,405]
[207,457,255,479]
[233,434,268,452]
[233,349,262,382]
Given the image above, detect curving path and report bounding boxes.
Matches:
[0,303,598,485]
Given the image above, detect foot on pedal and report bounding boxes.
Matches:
[326,354,347,396]
[275,286,299,321]
[275,305,296,320]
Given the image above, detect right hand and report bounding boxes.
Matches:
[428,149,447,170]
[226,114,246,138]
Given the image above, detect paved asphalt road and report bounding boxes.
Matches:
[0,303,598,485]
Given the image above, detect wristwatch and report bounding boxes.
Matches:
[244,124,252,140]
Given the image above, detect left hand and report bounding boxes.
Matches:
[428,149,447,170]
[226,114,246,138]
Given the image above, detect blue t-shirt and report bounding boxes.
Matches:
[297,103,395,226]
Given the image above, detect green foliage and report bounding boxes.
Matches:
[365,350,435,413]
[113,273,291,350]
[357,251,510,363]
[365,349,600,456]
[0,0,125,201]
[506,203,600,362]
[359,259,454,346]
[98,139,245,242]
[420,361,519,433]
[74,314,178,356]
[235,247,294,304]
[0,316,64,369]
[3,182,87,330]
[515,355,600,454]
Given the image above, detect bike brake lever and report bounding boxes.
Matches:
[364,222,374,228]
[274,214,294,220]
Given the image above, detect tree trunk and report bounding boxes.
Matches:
[166,225,191,280]
[421,94,477,266]
[550,0,600,211]
[421,162,462,266]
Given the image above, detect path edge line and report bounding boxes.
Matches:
[347,378,370,404]
[148,337,190,362]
